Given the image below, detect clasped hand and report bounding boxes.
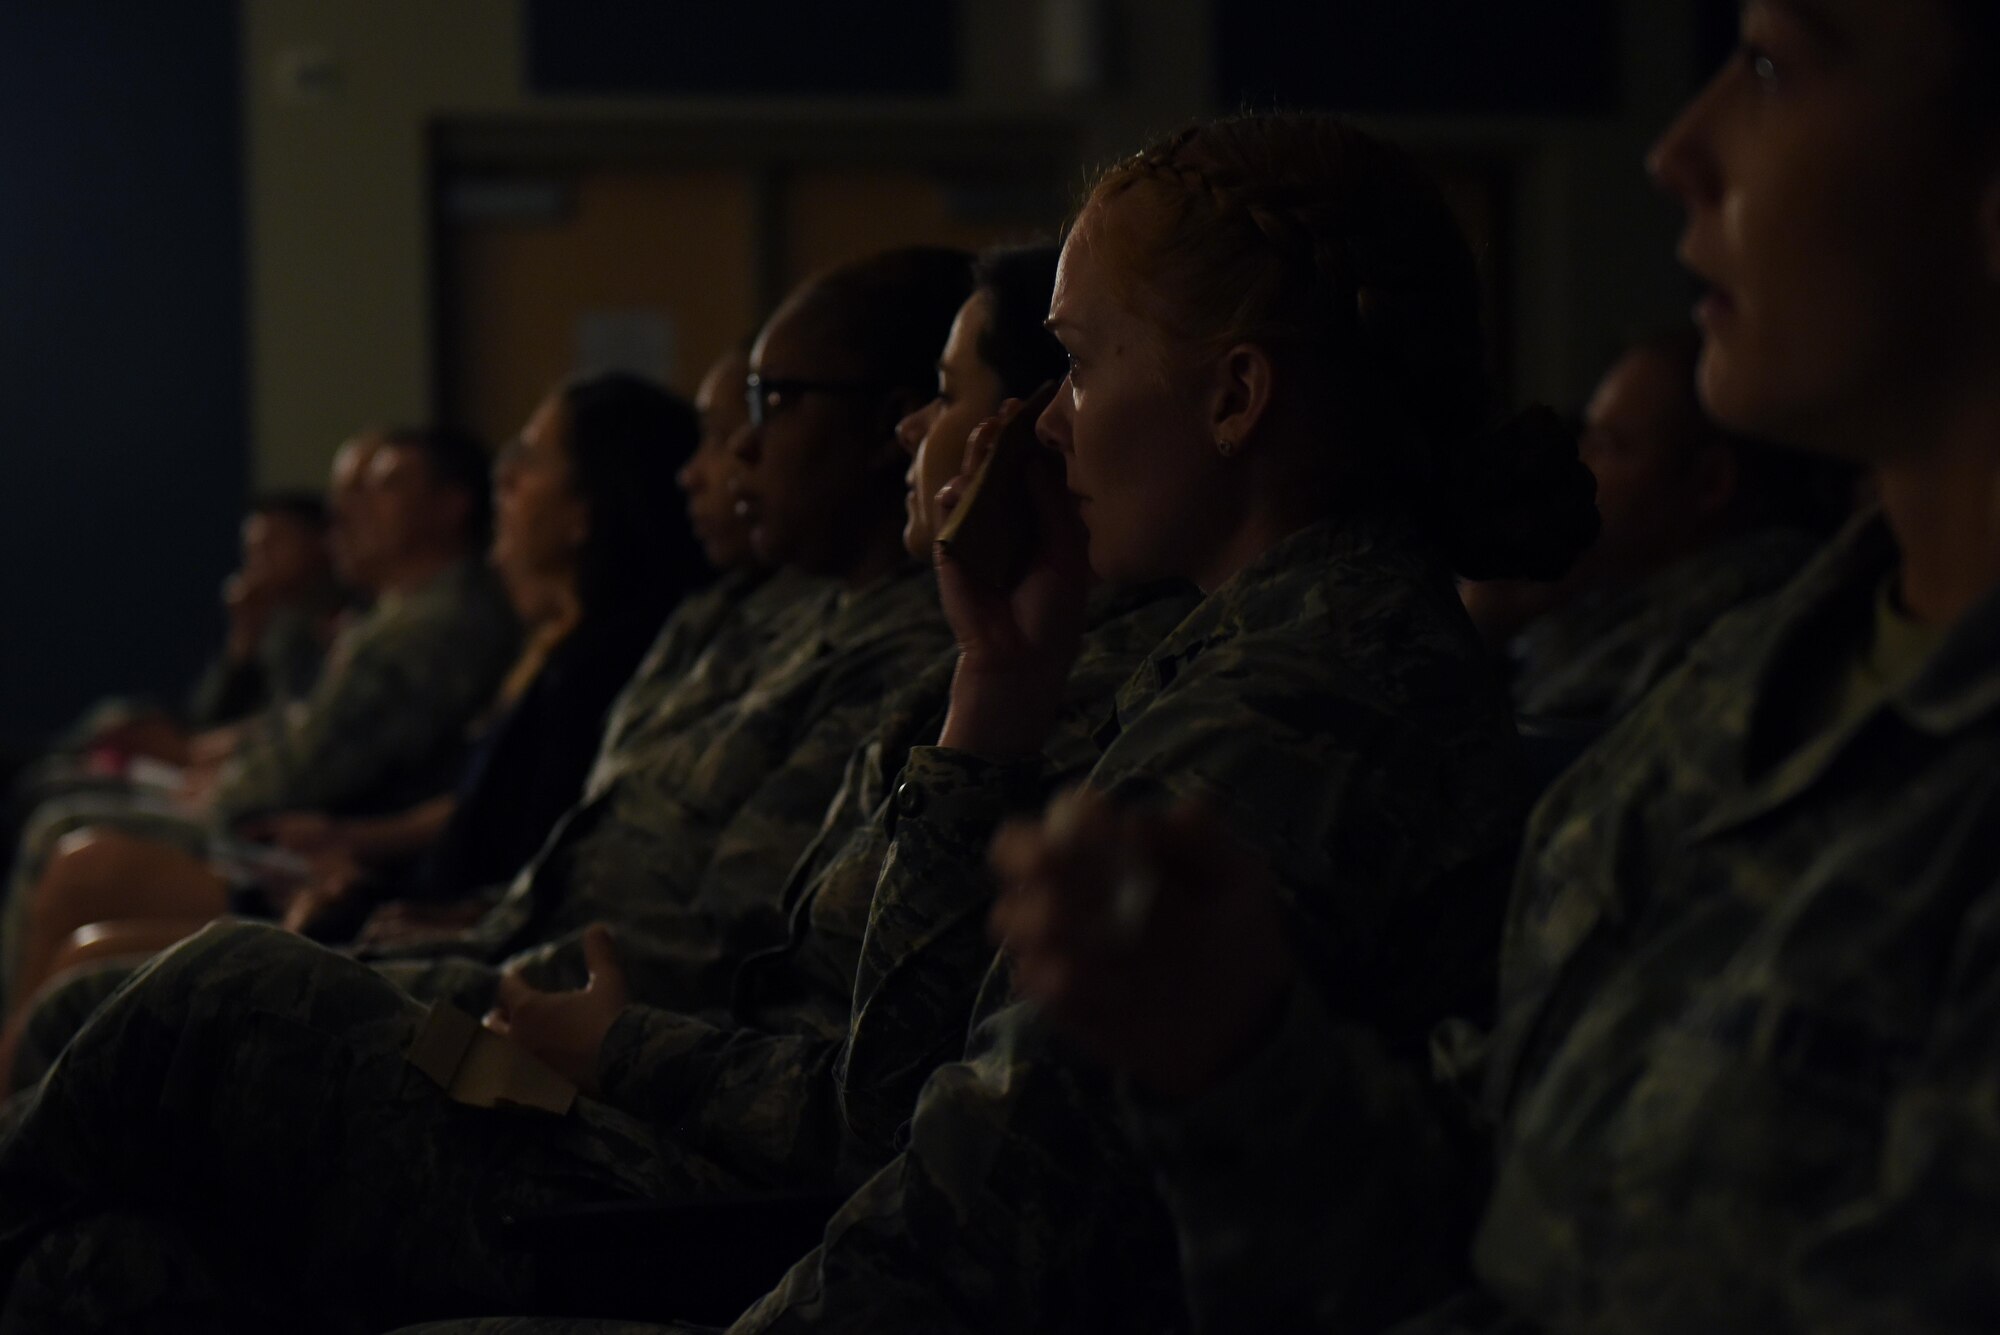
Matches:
[988,788,1296,1101]
[934,397,1093,762]
[481,923,629,1095]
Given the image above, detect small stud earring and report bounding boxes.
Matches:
[1216,436,1239,458]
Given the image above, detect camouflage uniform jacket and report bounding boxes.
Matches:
[1512,527,1820,725]
[731,517,1533,1334]
[587,569,825,799]
[496,644,964,1016]
[372,565,949,965]
[588,582,1197,1189]
[209,560,519,824]
[1135,513,2000,1334]
[184,601,333,729]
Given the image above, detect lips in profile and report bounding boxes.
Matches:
[1679,241,1737,330]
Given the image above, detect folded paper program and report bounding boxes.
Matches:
[406,1001,577,1116]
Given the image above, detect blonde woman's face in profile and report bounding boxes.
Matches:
[1651,0,1998,459]
[1036,200,1240,587]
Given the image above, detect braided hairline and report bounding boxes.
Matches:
[1094,124,1379,349]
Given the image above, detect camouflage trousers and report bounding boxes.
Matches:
[8,926,596,1092]
[0,922,747,1332]
[392,1323,709,1334]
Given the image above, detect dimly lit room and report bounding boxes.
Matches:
[0,1,1994,1329]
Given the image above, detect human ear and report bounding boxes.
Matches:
[1209,343,1275,457]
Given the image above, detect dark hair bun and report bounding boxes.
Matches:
[1437,405,1599,581]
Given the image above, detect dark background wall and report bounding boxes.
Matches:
[1215,1,1621,115]
[0,1,246,757]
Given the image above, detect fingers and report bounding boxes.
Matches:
[581,924,622,988]
[987,787,1127,954]
[490,968,538,1021]
[986,817,1050,884]
[934,420,995,529]
[1152,797,1275,905]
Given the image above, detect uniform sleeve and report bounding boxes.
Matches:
[210,594,511,824]
[594,1004,853,1190]
[1124,981,1487,1333]
[594,728,1035,1186]
[186,608,325,729]
[554,631,948,956]
[1785,882,2000,1333]
[834,745,1046,1157]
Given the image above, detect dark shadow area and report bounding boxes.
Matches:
[0,1,246,755]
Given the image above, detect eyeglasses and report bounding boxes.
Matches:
[744,373,891,428]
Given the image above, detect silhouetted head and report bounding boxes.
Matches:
[1037,112,1596,590]
[734,246,974,578]
[346,426,490,590]
[325,434,382,589]
[239,491,333,605]
[894,243,1067,555]
[1577,328,1853,587]
[680,342,757,571]
[1650,0,2000,462]
[494,373,703,627]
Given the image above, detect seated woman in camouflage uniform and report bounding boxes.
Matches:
[7,375,708,1006]
[0,253,971,1088]
[456,244,1193,1207]
[993,2,2000,1332]
[0,114,1599,1333]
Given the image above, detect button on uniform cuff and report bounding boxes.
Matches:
[891,745,1047,835]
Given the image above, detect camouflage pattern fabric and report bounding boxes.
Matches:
[0,586,1190,1327]
[367,565,948,967]
[390,1325,709,1335]
[0,568,893,1087]
[587,570,823,800]
[1465,513,2000,1333]
[184,601,333,729]
[588,583,1196,1191]
[4,1210,312,1334]
[1130,514,2000,1334]
[1510,527,1819,726]
[1111,969,1494,1333]
[210,558,520,823]
[9,957,139,1090]
[0,923,747,1332]
[497,638,971,1015]
[731,516,1533,1333]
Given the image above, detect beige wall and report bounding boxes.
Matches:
[245,0,1698,487]
[248,1,518,485]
